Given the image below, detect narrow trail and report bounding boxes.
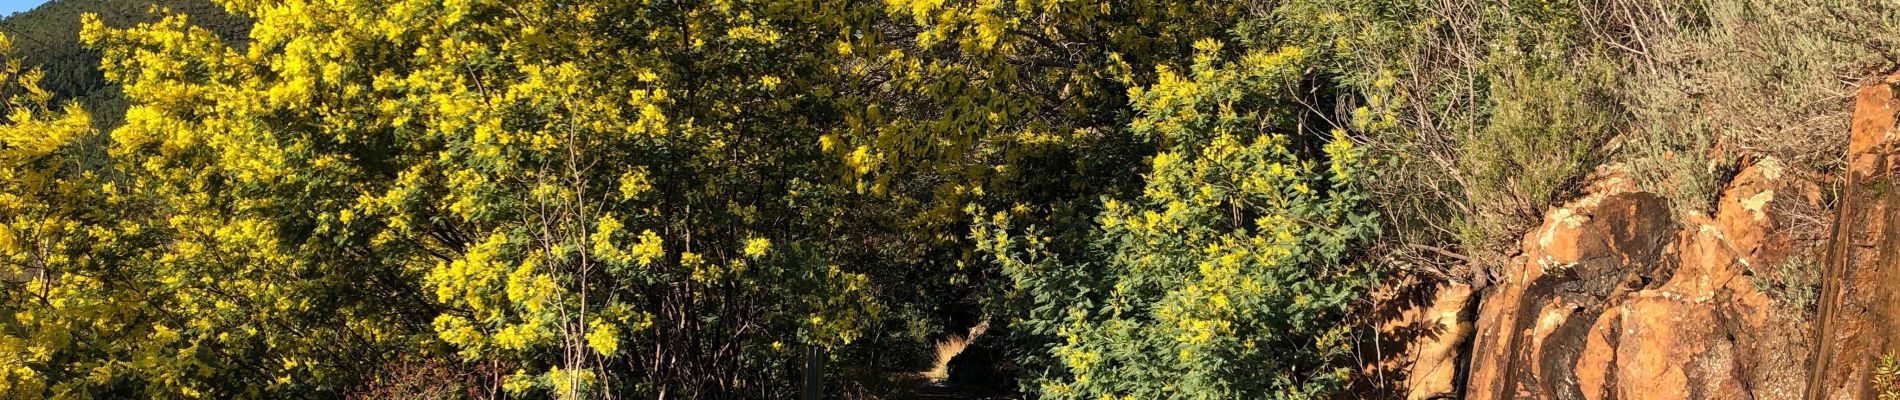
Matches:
[903,319,1007,400]
[910,384,982,399]
[922,319,989,382]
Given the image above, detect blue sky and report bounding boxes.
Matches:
[0,0,49,17]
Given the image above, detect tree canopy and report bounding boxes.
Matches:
[2,0,1892,398]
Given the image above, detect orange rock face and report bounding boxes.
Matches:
[1464,163,1818,399]
[1806,73,1900,400]
[1392,75,1900,399]
[1362,277,1477,400]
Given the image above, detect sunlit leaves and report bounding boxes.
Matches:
[976,41,1379,399]
[6,1,1405,398]
[55,0,894,397]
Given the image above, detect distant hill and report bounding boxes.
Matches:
[0,0,248,127]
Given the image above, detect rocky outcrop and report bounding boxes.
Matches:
[1401,283,1474,400]
[1383,75,1900,399]
[1806,73,1900,400]
[1462,162,1820,399]
[1366,279,1476,400]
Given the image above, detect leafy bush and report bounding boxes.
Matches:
[0,32,118,398]
[1751,252,1821,323]
[0,0,248,129]
[1457,52,1619,250]
[1878,352,1900,400]
[1617,0,1900,214]
[1271,0,1627,279]
[13,0,1900,397]
[61,2,895,397]
[975,41,1380,399]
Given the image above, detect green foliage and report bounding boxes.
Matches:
[0,31,119,398]
[1879,352,1900,400]
[1752,253,1821,323]
[26,0,897,397]
[6,0,1897,398]
[1621,0,1900,214]
[834,1,1256,390]
[1456,53,1618,249]
[1269,0,1627,275]
[0,0,247,129]
[975,41,1379,399]
[5,0,1225,397]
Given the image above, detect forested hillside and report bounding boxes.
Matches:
[0,0,246,127]
[0,0,1896,399]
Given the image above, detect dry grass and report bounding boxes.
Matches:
[921,319,989,382]
[1614,0,1900,213]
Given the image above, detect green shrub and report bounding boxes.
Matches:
[1457,52,1619,250]
[1617,0,1900,214]
[1752,254,1821,323]
[974,41,1380,399]
[1290,0,1623,277]
[1877,352,1900,400]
